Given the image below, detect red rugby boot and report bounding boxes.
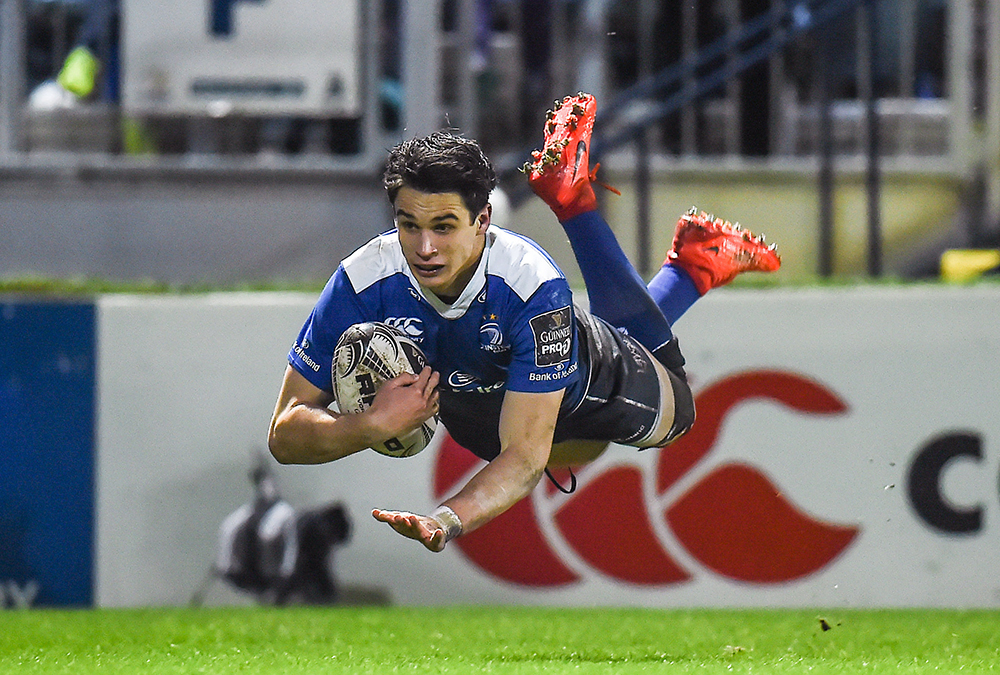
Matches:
[667,207,782,295]
[524,93,617,221]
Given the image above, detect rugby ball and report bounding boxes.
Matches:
[332,322,438,457]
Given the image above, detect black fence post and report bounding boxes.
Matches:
[636,127,652,277]
[818,26,835,278]
[864,0,883,277]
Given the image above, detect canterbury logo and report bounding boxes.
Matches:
[432,370,860,586]
[383,317,424,340]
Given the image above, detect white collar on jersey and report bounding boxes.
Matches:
[404,228,493,319]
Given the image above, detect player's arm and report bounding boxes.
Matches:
[446,389,561,533]
[268,365,439,465]
[373,388,561,551]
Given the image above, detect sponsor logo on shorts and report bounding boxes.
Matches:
[529,306,572,367]
[622,335,648,370]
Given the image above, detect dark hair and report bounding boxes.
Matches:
[383,131,497,215]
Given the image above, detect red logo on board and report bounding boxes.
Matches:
[432,370,860,586]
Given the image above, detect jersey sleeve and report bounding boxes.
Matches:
[288,266,366,393]
[504,278,579,393]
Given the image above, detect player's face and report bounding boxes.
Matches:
[394,186,490,302]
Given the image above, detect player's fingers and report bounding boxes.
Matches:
[426,369,440,394]
[414,366,433,386]
[373,508,408,523]
[422,371,440,399]
[411,369,435,404]
[386,372,419,390]
[391,517,419,537]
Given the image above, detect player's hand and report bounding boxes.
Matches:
[371,508,447,553]
[366,367,440,439]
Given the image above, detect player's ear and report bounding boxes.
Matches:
[475,204,491,233]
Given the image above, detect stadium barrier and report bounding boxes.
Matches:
[2,287,998,608]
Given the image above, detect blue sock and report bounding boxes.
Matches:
[646,263,702,325]
[559,210,674,352]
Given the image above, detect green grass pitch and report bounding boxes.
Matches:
[2,606,999,674]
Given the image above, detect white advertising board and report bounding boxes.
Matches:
[95,287,1000,607]
[122,0,361,116]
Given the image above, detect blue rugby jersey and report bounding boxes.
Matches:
[288,226,587,417]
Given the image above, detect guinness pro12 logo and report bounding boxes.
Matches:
[530,306,572,367]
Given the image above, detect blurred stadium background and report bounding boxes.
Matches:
[2,0,1000,615]
[2,0,997,284]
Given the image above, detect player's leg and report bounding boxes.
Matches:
[556,208,782,330]
[649,208,782,323]
[548,337,695,457]
[640,351,695,447]
[560,209,678,355]
[543,363,693,464]
[645,260,701,326]
[525,93,684,374]
[526,94,781,331]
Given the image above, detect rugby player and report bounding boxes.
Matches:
[268,93,780,552]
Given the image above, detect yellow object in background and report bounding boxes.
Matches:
[940,249,1000,283]
[57,46,100,98]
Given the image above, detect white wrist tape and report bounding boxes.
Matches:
[430,505,463,542]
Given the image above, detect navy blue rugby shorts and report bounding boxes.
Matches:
[440,308,662,462]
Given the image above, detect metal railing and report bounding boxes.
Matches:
[495,0,885,276]
[1,0,995,263]
[1,1,960,161]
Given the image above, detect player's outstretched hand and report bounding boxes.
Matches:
[372,508,447,552]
